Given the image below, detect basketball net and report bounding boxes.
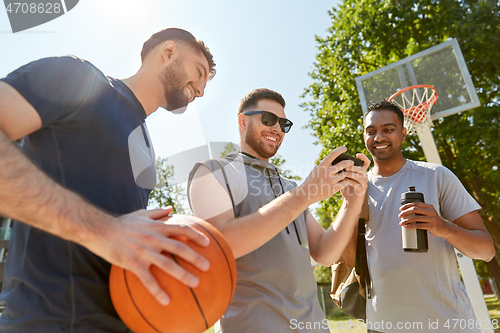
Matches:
[388,85,438,135]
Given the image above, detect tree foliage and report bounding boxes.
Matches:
[220,142,238,157]
[148,157,187,214]
[303,0,500,283]
[314,264,332,283]
[270,154,302,181]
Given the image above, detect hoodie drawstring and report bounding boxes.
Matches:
[265,168,302,245]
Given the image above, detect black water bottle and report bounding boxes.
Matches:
[401,186,428,252]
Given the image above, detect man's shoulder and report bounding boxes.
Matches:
[45,56,105,80]
[407,159,453,178]
[191,154,244,178]
[34,55,91,65]
[13,55,98,75]
[2,55,106,91]
[409,159,440,169]
[200,154,240,168]
[367,160,453,184]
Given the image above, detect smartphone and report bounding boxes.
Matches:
[331,153,364,168]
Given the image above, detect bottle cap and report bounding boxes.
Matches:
[401,186,425,203]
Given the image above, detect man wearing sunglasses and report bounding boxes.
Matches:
[188,88,369,332]
[241,110,293,133]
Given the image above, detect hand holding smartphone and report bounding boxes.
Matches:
[331,153,363,173]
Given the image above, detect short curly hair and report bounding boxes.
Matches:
[141,28,216,80]
[364,99,404,127]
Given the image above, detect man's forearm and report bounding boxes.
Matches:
[340,225,357,268]
[311,201,361,267]
[442,221,495,261]
[214,187,313,258]
[0,130,105,244]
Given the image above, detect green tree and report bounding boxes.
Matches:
[148,157,187,214]
[220,142,238,157]
[270,154,302,181]
[314,264,332,283]
[303,0,500,286]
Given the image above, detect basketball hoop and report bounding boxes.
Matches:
[388,85,438,134]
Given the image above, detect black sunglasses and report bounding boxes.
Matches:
[243,111,293,133]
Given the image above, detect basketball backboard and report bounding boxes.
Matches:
[356,38,480,120]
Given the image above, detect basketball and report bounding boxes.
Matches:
[109,214,237,333]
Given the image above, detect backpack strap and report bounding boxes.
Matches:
[355,192,372,299]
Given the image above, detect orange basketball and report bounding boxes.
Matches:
[109,214,237,333]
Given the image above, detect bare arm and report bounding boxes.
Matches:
[189,147,358,259]
[306,201,360,267]
[307,154,370,267]
[0,82,210,305]
[399,204,495,261]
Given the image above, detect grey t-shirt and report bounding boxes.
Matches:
[188,152,329,333]
[366,160,480,332]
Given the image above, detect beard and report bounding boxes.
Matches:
[160,57,189,114]
[244,120,282,159]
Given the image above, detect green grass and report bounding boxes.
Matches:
[325,295,500,333]
[202,321,366,333]
[326,307,366,333]
[485,295,500,333]
[326,303,353,321]
[204,322,366,333]
[327,319,366,333]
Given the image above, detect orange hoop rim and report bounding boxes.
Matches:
[387,85,438,128]
[388,84,438,106]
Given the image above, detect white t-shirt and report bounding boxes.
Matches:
[366,160,480,333]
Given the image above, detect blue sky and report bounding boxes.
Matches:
[0,0,341,183]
